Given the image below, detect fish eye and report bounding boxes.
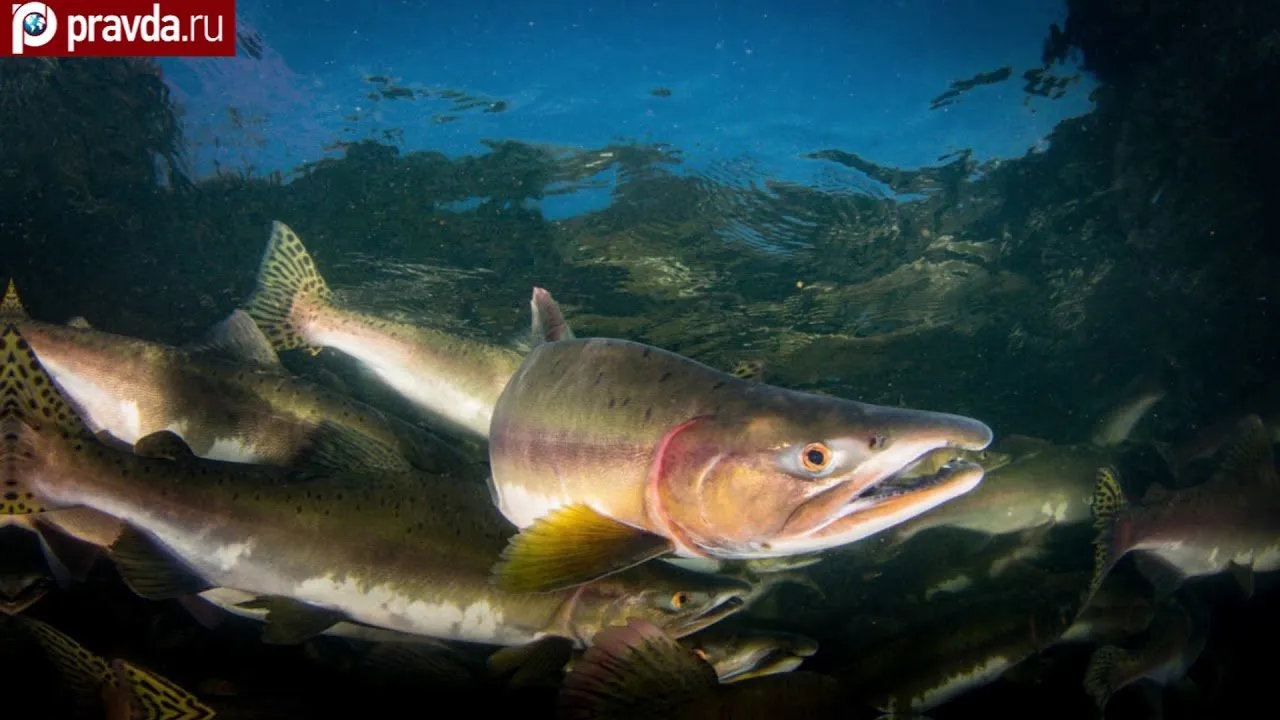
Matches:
[801,442,832,472]
[671,591,693,609]
[867,434,888,451]
[692,647,710,661]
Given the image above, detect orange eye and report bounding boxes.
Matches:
[672,591,692,609]
[801,442,832,472]
[692,647,710,661]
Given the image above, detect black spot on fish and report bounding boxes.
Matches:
[659,372,672,383]
[712,381,726,390]
[608,398,616,409]
[644,406,653,423]
[621,397,631,407]
[643,348,651,358]
[595,372,603,386]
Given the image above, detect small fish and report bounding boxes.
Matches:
[1,614,216,719]
[1088,414,1280,603]
[895,446,1012,481]
[244,221,558,440]
[488,336,993,593]
[557,618,844,720]
[1083,596,1208,711]
[3,322,749,648]
[869,436,1101,552]
[679,624,819,683]
[880,382,1164,553]
[2,279,469,473]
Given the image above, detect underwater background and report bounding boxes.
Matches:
[3,0,1280,717]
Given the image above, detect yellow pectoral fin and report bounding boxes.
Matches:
[491,504,674,594]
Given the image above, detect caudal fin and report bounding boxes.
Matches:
[243,221,334,352]
[2,323,92,515]
[1083,644,1137,710]
[12,614,217,718]
[1086,466,1132,604]
[1,279,29,319]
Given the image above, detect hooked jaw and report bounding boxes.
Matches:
[776,406,992,541]
[773,459,987,555]
[769,406,992,555]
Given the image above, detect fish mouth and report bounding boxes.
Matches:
[851,456,982,506]
[776,411,991,541]
[773,458,987,554]
[673,595,747,638]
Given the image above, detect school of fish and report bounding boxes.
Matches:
[3,220,1276,719]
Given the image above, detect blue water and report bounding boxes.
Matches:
[159,0,1094,219]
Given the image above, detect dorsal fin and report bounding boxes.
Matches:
[529,287,575,345]
[1,280,28,319]
[184,309,282,368]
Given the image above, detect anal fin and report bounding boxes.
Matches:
[1227,560,1255,599]
[488,635,576,687]
[238,595,345,645]
[492,504,674,594]
[108,526,212,600]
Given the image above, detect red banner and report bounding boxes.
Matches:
[7,1,235,57]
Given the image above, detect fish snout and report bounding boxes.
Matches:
[871,405,994,453]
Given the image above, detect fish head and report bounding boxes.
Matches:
[649,392,993,557]
[683,627,819,682]
[583,563,751,641]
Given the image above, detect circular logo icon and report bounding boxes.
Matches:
[22,11,46,36]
